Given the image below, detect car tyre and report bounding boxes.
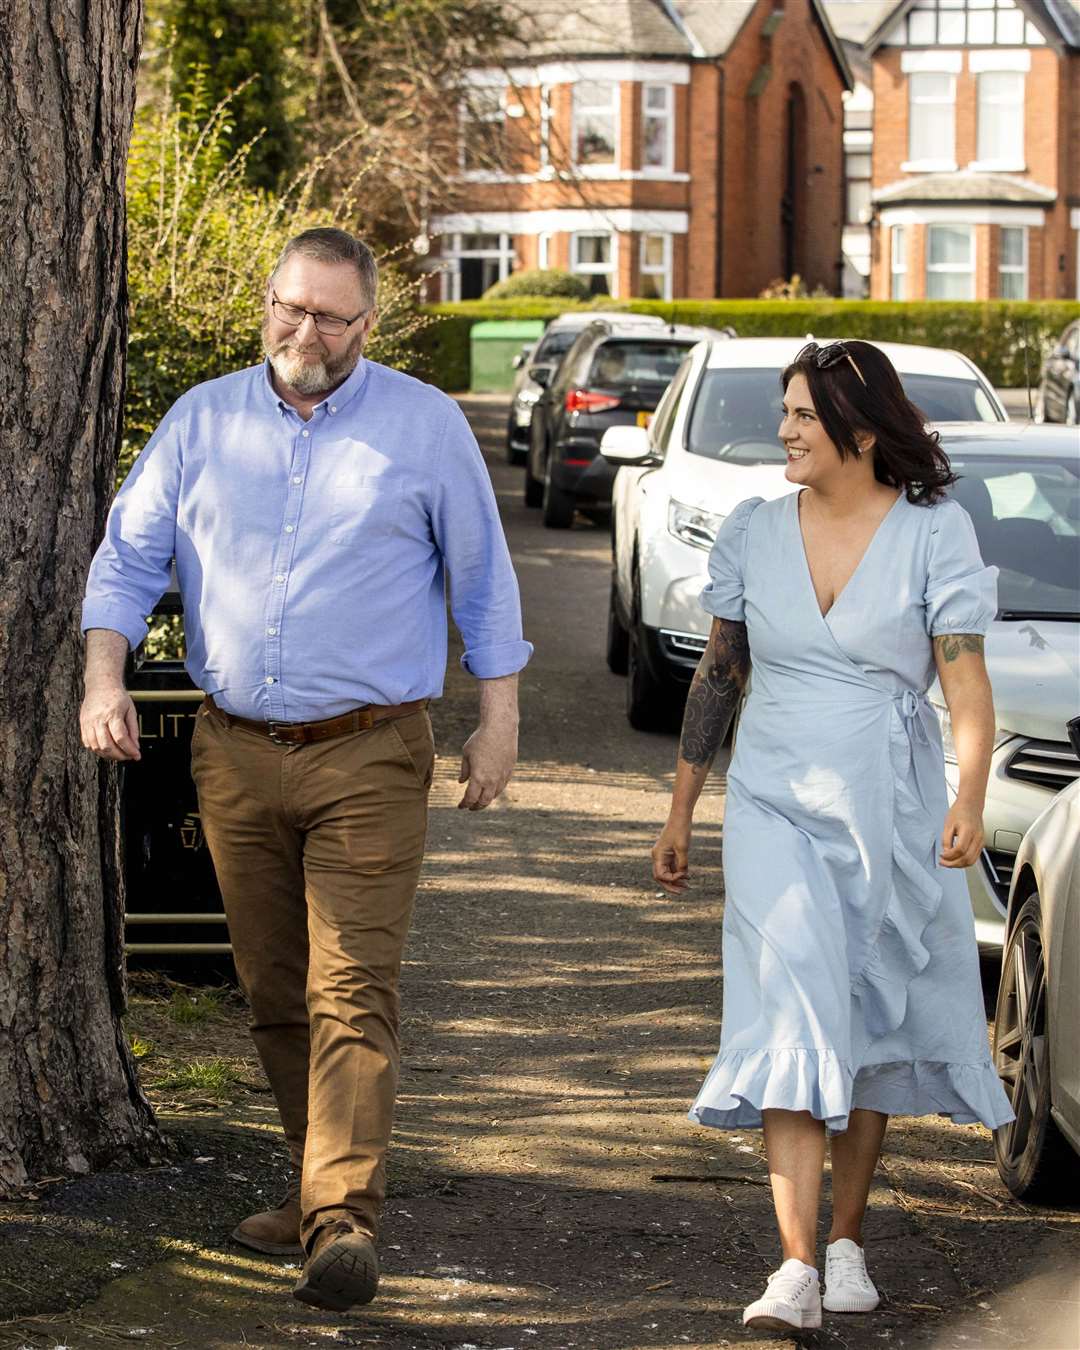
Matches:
[626,571,680,733]
[542,461,576,529]
[606,577,629,675]
[992,892,1078,1203]
[1066,391,1078,427]
[524,456,543,507]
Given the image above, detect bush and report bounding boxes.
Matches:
[418,298,1080,390]
[482,268,590,301]
[124,66,430,482]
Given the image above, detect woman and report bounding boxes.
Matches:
[652,341,1013,1334]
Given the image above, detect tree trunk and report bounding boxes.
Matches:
[0,0,167,1194]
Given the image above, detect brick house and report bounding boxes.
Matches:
[428,0,852,301]
[864,0,1080,300]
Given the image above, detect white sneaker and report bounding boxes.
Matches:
[742,1258,822,1332]
[823,1238,880,1312]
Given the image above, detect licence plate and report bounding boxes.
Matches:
[636,411,652,428]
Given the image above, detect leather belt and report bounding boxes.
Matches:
[206,695,428,746]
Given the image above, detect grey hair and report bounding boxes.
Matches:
[271,228,378,309]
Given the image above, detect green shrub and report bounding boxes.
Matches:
[482,268,590,300]
[418,298,1080,390]
[124,66,430,483]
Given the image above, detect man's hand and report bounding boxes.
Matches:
[80,684,141,762]
[458,720,517,810]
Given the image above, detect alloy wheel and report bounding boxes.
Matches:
[994,907,1048,1172]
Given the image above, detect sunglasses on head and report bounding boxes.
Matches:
[796,340,867,387]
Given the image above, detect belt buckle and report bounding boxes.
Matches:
[267,721,294,746]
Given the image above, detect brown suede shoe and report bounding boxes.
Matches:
[230,1182,303,1256]
[292,1221,379,1312]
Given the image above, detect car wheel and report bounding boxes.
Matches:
[992,893,1078,1202]
[626,571,680,733]
[542,461,576,529]
[524,455,543,507]
[1067,392,1078,427]
[606,576,629,675]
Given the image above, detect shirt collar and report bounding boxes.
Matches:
[260,354,370,419]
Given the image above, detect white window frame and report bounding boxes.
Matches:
[459,87,505,174]
[537,231,552,270]
[440,232,516,302]
[571,230,618,296]
[572,80,619,169]
[926,223,975,299]
[641,83,674,174]
[639,232,672,300]
[905,71,957,172]
[973,70,1025,171]
[998,225,1028,299]
[539,84,552,173]
[891,226,908,300]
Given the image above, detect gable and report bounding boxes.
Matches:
[867,0,1078,51]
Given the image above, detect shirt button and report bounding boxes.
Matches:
[274,573,286,582]
[265,676,276,685]
[302,430,310,438]
[292,476,303,484]
[267,627,278,636]
[284,525,294,533]
[330,406,338,413]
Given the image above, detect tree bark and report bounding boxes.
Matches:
[0,0,167,1194]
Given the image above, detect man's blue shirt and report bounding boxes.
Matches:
[82,357,532,720]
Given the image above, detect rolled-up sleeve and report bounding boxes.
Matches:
[431,400,533,678]
[81,398,185,650]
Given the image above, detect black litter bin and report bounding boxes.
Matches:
[122,583,229,956]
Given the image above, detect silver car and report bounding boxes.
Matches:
[928,424,1080,950]
[992,716,1080,1201]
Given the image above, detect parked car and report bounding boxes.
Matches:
[525,317,731,528]
[1034,318,1079,426]
[992,716,1080,1202]
[506,311,667,465]
[601,335,1009,730]
[927,424,1080,950]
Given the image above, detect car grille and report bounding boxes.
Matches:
[981,847,1016,905]
[659,629,708,670]
[1003,738,1080,791]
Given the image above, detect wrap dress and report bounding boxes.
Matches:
[689,491,1015,1134]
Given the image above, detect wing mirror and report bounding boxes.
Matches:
[528,364,553,387]
[599,424,660,466]
[512,343,536,370]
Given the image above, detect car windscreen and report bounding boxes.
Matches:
[686,369,1001,465]
[588,340,693,389]
[946,454,1080,618]
[534,329,579,364]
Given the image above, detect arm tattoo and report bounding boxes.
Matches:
[935,633,985,663]
[679,620,750,767]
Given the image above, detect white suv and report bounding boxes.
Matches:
[602,336,1008,732]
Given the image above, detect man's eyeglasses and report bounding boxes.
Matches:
[270,290,367,337]
[796,341,867,387]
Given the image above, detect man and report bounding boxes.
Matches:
[80,228,530,1311]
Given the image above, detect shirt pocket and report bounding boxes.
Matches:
[326,473,405,545]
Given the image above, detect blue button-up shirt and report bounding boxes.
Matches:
[82,357,532,720]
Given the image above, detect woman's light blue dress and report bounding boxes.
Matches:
[689,492,1015,1134]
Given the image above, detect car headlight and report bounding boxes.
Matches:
[668,500,724,551]
[931,702,1014,765]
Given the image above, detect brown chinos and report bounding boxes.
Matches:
[190,697,434,1251]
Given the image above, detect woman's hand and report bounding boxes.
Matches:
[940,799,984,869]
[652,815,692,894]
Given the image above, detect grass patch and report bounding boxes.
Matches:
[150,1058,242,1097]
[129,1035,155,1059]
[164,986,229,1025]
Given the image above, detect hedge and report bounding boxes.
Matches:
[414,298,1080,391]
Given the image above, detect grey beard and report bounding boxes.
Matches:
[262,324,365,397]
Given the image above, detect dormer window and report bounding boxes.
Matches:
[888,0,1046,47]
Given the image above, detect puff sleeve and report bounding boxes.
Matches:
[700,496,764,622]
[924,498,998,637]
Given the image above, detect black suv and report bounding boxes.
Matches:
[524,317,730,528]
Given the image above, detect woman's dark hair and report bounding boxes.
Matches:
[781,340,957,504]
